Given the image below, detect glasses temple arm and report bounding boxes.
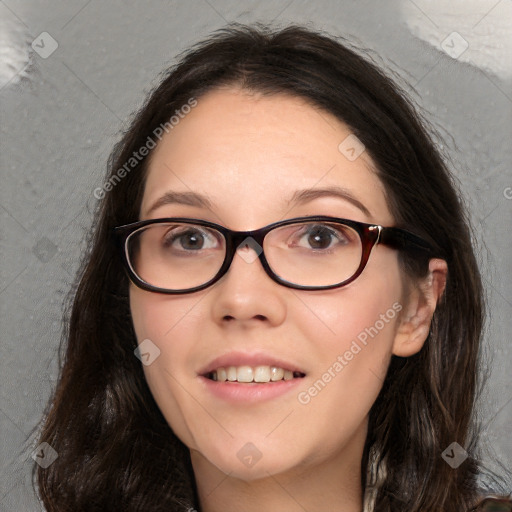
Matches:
[379,227,437,256]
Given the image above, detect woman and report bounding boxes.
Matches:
[35,23,511,511]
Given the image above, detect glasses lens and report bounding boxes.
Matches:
[125,220,363,291]
[264,221,362,287]
[126,222,226,290]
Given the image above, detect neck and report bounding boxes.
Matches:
[190,438,365,512]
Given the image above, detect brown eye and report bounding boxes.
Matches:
[292,223,354,251]
[161,226,220,252]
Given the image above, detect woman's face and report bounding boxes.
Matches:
[129,87,408,481]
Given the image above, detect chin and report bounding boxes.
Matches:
[212,456,295,482]
[191,438,303,481]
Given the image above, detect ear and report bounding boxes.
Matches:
[392,258,448,357]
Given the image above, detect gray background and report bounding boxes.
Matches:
[1,1,511,509]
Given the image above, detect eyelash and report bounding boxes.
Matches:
[161,223,351,253]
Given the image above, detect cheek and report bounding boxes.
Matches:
[129,285,205,447]
[294,264,403,422]
[129,283,207,383]
[298,264,403,356]
[130,285,195,341]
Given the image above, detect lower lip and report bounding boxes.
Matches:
[199,375,304,403]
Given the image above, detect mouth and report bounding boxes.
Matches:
[199,354,307,402]
[204,365,306,383]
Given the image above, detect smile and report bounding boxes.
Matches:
[206,365,306,383]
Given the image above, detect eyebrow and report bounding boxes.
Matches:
[287,186,371,217]
[145,185,371,217]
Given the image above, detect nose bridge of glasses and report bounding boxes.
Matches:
[228,229,267,263]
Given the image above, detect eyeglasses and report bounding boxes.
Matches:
[113,215,436,294]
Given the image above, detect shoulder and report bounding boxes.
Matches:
[471,496,512,511]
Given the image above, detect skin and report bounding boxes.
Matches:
[129,87,447,512]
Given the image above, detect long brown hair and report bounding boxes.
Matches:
[35,23,505,511]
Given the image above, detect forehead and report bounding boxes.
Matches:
[140,87,393,227]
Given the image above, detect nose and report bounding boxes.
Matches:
[209,236,287,325]
[234,236,264,265]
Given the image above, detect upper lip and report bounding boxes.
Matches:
[198,351,307,376]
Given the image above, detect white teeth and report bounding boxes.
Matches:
[217,367,227,381]
[254,366,271,383]
[226,366,237,381]
[270,367,284,381]
[237,366,253,383]
[209,365,303,383]
[284,370,294,381]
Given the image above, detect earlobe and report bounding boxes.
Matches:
[392,258,448,357]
